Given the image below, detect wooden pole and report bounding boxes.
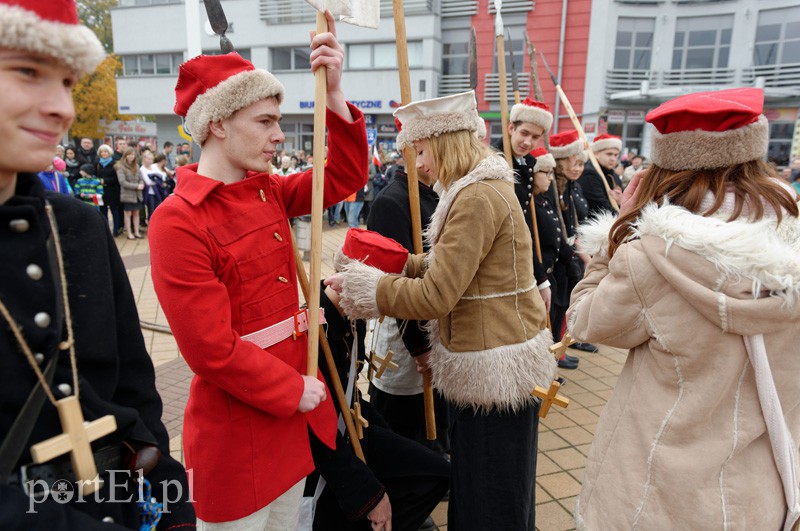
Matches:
[291,227,365,462]
[394,0,436,440]
[497,35,513,167]
[555,85,619,212]
[307,11,328,377]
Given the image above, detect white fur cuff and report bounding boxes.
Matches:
[650,115,768,171]
[338,260,384,320]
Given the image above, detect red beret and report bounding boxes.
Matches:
[342,228,409,274]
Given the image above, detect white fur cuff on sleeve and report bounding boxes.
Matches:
[339,260,384,319]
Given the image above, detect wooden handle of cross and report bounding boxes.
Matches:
[307,11,329,377]
[394,0,436,440]
[497,35,513,167]
[554,85,619,212]
[291,227,365,462]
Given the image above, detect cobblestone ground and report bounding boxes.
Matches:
[120,222,626,531]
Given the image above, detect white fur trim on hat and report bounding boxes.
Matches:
[533,153,556,173]
[550,139,584,160]
[185,69,284,145]
[510,104,553,132]
[394,91,483,149]
[591,137,622,153]
[650,115,769,171]
[0,4,105,78]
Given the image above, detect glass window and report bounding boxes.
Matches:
[155,54,171,75]
[407,41,423,68]
[754,6,800,66]
[293,48,310,70]
[615,18,655,71]
[673,15,734,70]
[442,29,470,77]
[374,43,398,68]
[139,54,154,75]
[272,48,292,70]
[349,44,371,69]
[123,56,138,76]
[172,53,183,73]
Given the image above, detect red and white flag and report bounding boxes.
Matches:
[372,144,381,168]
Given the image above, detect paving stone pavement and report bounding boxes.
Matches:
[120,223,626,531]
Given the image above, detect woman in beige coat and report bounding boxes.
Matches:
[569,88,800,530]
[328,91,555,530]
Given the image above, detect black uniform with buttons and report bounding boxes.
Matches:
[0,174,195,530]
[577,161,622,217]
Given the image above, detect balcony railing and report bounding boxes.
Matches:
[483,72,530,102]
[488,0,535,14]
[661,68,735,86]
[605,69,656,96]
[441,0,478,17]
[743,63,800,89]
[259,0,432,25]
[439,74,471,96]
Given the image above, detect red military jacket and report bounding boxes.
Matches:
[148,103,368,522]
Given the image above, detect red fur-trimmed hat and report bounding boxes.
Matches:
[393,90,486,149]
[646,88,768,171]
[174,52,284,145]
[342,228,409,274]
[531,147,555,173]
[510,98,553,132]
[549,129,584,159]
[591,133,622,153]
[0,0,104,78]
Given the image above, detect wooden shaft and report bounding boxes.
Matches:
[497,35,512,167]
[524,32,548,148]
[291,227,365,462]
[513,89,521,105]
[529,195,542,263]
[395,0,435,440]
[554,85,619,212]
[307,11,328,377]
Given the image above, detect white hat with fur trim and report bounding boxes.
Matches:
[590,133,622,153]
[510,98,553,132]
[531,147,556,173]
[174,52,284,145]
[549,129,584,160]
[646,87,768,171]
[0,0,105,78]
[394,91,485,149]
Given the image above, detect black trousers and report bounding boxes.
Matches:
[368,383,451,455]
[313,424,450,531]
[448,402,540,531]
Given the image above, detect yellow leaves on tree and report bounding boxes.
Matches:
[70,54,133,139]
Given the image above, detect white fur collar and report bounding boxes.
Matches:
[578,201,800,303]
[425,154,513,248]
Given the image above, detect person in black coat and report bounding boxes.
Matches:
[95,144,122,235]
[0,3,195,528]
[304,284,450,531]
[577,134,624,217]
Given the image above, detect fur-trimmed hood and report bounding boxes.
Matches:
[425,154,514,252]
[578,202,800,336]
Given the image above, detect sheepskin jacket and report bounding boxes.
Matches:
[568,198,800,530]
[340,155,555,412]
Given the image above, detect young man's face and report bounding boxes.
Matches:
[0,50,76,179]
[508,122,545,158]
[595,148,620,170]
[631,156,643,168]
[218,98,285,173]
[115,139,127,153]
[80,138,93,150]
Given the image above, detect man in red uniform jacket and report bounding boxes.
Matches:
[148,13,369,528]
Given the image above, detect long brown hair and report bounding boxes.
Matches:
[114,147,139,175]
[426,130,494,189]
[608,159,800,257]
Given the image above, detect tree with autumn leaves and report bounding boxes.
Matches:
[70,0,134,139]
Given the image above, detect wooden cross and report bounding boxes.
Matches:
[532,380,570,418]
[350,401,369,440]
[370,350,399,379]
[549,332,576,361]
[29,396,117,495]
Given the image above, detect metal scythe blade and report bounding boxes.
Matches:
[539,51,559,87]
[469,27,478,91]
[506,28,519,95]
[203,0,235,53]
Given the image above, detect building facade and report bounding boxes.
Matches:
[111,0,590,155]
[582,0,800,165]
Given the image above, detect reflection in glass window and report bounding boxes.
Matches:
[754,6,800,66]
[672,15,733,70]
[614,18,655,70]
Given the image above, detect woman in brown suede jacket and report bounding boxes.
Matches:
[328,91,555,530]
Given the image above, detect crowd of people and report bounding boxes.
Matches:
[2,1,799,530]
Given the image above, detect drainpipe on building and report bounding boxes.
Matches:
[554,0,568,133]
